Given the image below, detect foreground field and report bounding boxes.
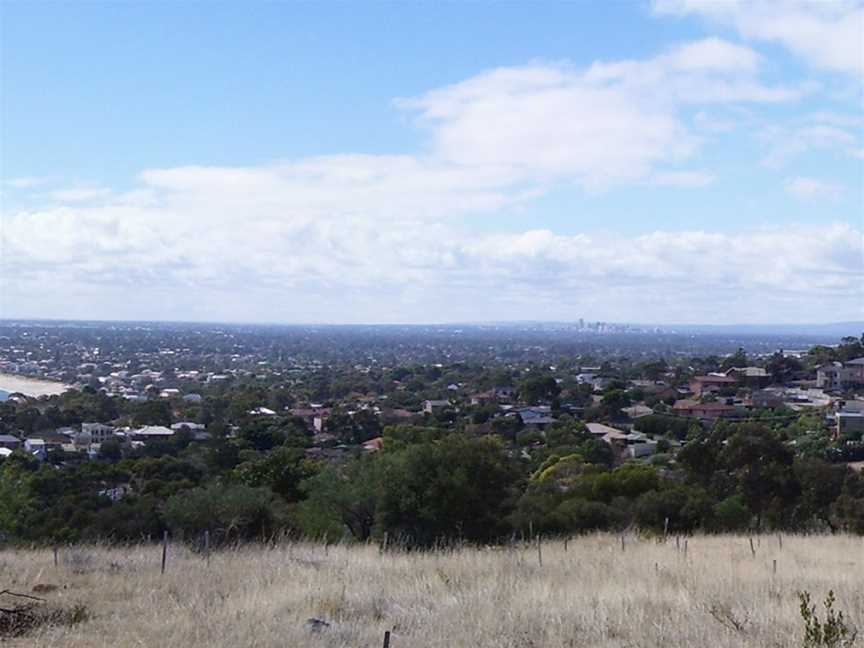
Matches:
[1,534,862,647]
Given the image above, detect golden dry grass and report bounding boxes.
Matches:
[1,533,862,647]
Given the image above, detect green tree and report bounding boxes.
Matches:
[163,483,287,543]
[376,434,520,546]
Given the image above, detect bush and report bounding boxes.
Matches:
[714,495,751,531]
[164,483,288,544]
[799,590,858,647]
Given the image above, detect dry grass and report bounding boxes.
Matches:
[1,533,861,647]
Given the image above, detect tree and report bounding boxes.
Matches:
[721,347,748,371]
[376,435,520,546]
[131,400,172,427]
[164,483,287,543]
[232,446,319,501]
[519,376,561,405]
[98,438,123,462]
[298,456,391,541]
[719,425,799,529]
[713,495,751,531]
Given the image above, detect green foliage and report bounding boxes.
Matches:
[799,590,858,648]
[713,495,751,531]
[163,483,287,543]
[634,414,690,440]
[519,375,561,405]
[131,400,172,427]
[298,456,390,541]
[232,446,320,501]
[634,485,714,533]
[376,434,520,546]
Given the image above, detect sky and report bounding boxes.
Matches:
[1,0,862,325]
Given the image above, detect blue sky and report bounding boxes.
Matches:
[1,1,862,324]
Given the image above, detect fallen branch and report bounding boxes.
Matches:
[0,590,47,602]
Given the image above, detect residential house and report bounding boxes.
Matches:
[837,412,864,438]
[688,375,738,397]
[0,434,22,450]
[82,422,116,443]
[289,406,331,432]
[725,367,772,388]
[171,421,210,440]
[673,399,739,422]
[423,399,451,414]
[622,404,653,419]
[132,425,174,441]
[817,359,864,391]
[586,422,630,447]
[24,438,46,459]
[362,437,384,452]
[248,406,277,416]
[748,390,784,409]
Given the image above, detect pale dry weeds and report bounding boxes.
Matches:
[1,534,862,647]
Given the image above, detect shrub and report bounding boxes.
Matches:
[799,590,858,648]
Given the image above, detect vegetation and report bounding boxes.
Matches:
[1,534,860,647]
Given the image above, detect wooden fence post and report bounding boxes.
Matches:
[53,545,58,568]
[536,535,542,567]
[382,630,391,648]
[749,536,756,558]
[564,536,569,553]
[204,530,210,567]
[161,530,169,575]
[620,534,625,552]
[778,534,783,551]
[772,559,777,575]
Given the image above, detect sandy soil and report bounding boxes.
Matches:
[0,373,71,397]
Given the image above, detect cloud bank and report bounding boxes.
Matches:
[2,35,861,324]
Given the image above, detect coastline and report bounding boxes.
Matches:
[0,373,72,398]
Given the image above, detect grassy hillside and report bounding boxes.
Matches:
[1,533,861,647]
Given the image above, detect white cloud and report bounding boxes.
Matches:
[50,187,113,202]
[759,114,862,166]
[3,41,858,323]
[2,187,861,323]
[785,176,844,201]
[401,38,795,190]
[654,0,864,77]
[5,176,50,188]
[646,171,716,187]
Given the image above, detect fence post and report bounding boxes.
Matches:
[536,535,542,567]
[620,534,625,552]
[778,533,783,551]
[204,530,210,567]
[53,545,58,568]
[564,536,569,553]
[663,517,669,541]
[772,559,777,575]
[161,530,169,575]
[749,537,756,558]
[382,630,391,648]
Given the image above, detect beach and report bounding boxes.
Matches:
[0,373,71,398]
